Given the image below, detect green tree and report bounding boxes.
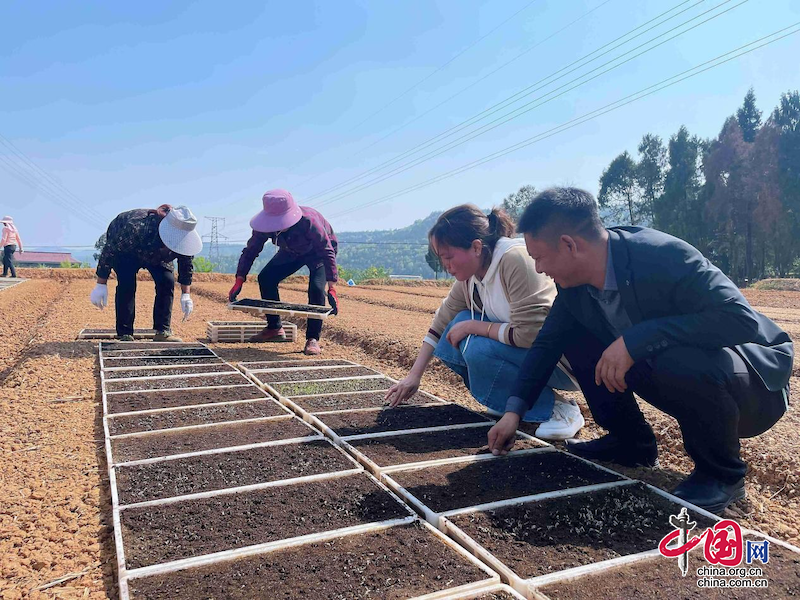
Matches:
[193,256,214,273]
[771,90,800,275]
[599,151,640,225]
[93,233,106,262]
[425,246,444,279]
[736,87,762,143]
[501,185,537,222]
[636,133,666,222]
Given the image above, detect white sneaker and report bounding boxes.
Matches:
[535,398,585,441]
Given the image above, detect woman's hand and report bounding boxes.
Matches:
[385,373,422,408]
[446,320,479,347]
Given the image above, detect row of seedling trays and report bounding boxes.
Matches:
[242,361,800,599]
[98,342,521,600]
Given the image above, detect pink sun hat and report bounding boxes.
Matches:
[249,189,303,233]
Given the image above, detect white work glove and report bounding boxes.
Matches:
[90,283,108,309]
[181,293,193,321]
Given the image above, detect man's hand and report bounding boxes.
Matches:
[228,276,245,303]
[385,373,421,408]
[445,320,478,347]
[488,412,521,456]
[595,336,635,393]
[90,283,108,309]
[181,293,193,321]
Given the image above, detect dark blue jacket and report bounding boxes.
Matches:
[508,227,793,414]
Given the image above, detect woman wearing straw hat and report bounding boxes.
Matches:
[0,216,23,278]
[91,205,203,342]
[229,189,339,356]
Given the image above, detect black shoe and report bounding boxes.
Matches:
[672,471,745,515]
[566,433,659,468]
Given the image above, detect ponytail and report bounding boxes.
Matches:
[428,204,515,264]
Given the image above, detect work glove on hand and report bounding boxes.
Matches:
[327,287,339,315]
[229,276,245,303]
[90,283,108,309]
[181,293,193,321]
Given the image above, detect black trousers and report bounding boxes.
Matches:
[564,327,787,484]
[258,251,327,341]
[113,260,175,336]
[3,245,16,278]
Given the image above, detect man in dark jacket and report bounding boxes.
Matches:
[92,205,202,342]
[488,187,792,514]
[229,189,338,355]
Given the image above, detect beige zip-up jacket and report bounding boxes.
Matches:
[424,237,556,349]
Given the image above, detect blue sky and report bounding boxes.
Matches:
[2,0,798,247]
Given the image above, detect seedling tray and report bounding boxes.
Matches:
[206,320,297,343]
[443,481,716,594]
[100,341,208,353]
[251,365,381,382]
[269,376,396,397]
[293,390,445,413]
[315,404,492,438]
[228,297,332,320]
[115,438,360,505]
[103,356,225,368]
[104,372,250,393]
[107,398,289,435]
[346,425,543,473]
[384,450,623,523]
[120,471,411,569]
[441,584,527,600]
[536,536,800,599]
[79,328,157,340]
[110,415,318,464]
[104,363,237,379]
[239,359,356,370]
[102,347,216,358]
[106,384,269,414]
[124,521,498,600]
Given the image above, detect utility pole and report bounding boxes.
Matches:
[203,217,228,272]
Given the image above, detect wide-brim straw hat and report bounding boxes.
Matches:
[249,189,303,233]
[0,216,13,224]
[158,205,203,256]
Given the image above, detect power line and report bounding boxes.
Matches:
[327,23,800,220]
[286,0,544,186]
[307,0,738,207]
[202,217,228,269]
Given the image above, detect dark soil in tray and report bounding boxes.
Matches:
[274,376,396,397]
[105,372,249,392]
[111,417,315,463]
[295,390,439,412]
[121,472,409,569]
[474,593,519,600]
[449,482,715,579]
[255,365,379,382]
[107,384,269,414]
[349,426,538,467]
[390,451,621,513]
[85,328,156,334]
[101,341,205,351]
[243,359,353,370]
[116,439,356,504]
[232,297,331,314]
[539,538,800,599]
[105,363,236,379]
[103,356,224,368]
[318,404,491,437]
[103,347,214,358]
[128,522,488,600]
[108,399,287,435]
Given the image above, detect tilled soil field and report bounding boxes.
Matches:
[1,277,798,598]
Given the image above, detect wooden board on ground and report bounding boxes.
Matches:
[228,298,332,320]
[206,321,297,343]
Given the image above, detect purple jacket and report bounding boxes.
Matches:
[236,206,339,282]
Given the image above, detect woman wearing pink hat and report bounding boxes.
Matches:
[229,189,339,355]
[1,216,23,278]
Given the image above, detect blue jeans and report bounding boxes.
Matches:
[433,310,577,422]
